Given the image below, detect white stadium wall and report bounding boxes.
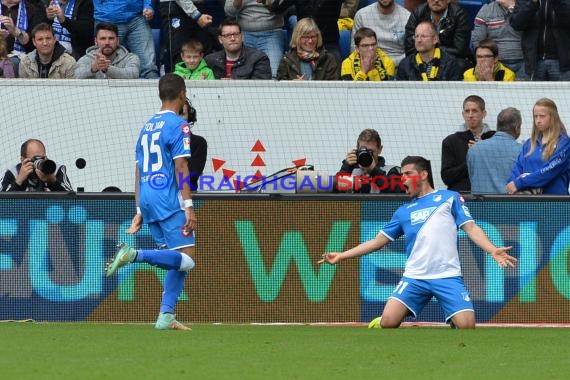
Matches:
[2,80,570,192]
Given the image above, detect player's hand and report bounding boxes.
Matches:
[197,14,213,28]
[490,246,517,269]
[15,158,34,186]
[294,74,305,80]
[127,213,143,234]
[318,252,342,265]
[183,207,197,235]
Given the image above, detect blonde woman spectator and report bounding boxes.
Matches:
[276,17,338,80]
[507,98,570,195]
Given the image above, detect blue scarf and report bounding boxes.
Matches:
[14,0,28,53]
[52,0,75,54]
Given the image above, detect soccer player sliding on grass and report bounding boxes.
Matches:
[105,74,197,331]
[319,156,517,329]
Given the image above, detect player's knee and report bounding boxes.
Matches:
[179,253,195,272]
[455,321,476,329]
[380,315,402,328]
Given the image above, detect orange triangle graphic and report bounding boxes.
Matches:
[292,158,307,167]
[212,158,226,172]
[233,179,245,192]
[251,154,266,167]
[251,140,266,152]
[222,168,236,179]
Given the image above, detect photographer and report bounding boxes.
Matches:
[336,129,404,194]
[0,139,73,192]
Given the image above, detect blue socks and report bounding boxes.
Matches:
[135,249,182,270]
[134,249,192,314]
[160,270,187,313]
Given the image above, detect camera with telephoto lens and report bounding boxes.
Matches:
[31,155,56,175]
[355,148,374,167]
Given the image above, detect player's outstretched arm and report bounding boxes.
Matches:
[319,232,391,265]
[462,222,517,268]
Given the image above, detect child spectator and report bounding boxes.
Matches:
[174,39,214,80]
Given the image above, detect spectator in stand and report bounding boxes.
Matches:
[467,107,522,194]
[224,0,285,78]
[75,21,140,78]
[336,128,404,194]
[93,0,158,78]
[277,17,338,80]
[441,95,492,192]
[159,0,214,73]
[0,138,73,192]
[19,22,76,78]
[45,0,94,60]
[204,18,271,79]
[266,0,344,64]
[507,98,570,195]
[463,38,515,81]
[341,27,395,81]
[404,0,472,73]
[0,0,48,62]
[351,0,410,67]
[396,20,461,81]
[0,34,16,77]
[340,0,358,20]
[510,0,570,81]
[173,38,214,79]
[471,0,524,80]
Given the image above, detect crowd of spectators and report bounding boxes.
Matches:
[0,0,568,81]
[2,1,570,195]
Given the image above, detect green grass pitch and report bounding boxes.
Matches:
[1,323,569,380]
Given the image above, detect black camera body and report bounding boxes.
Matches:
[31,155,56,175]
[355,148,374,167]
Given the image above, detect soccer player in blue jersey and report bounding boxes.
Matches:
[319,156,517,329]
[105,73,197,331]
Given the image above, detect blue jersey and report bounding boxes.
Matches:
[135,110,191,223]
[381,190,473,279]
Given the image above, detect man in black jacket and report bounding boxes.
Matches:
[0,139,73,192]
[203,18,271,79]
[336,129,404,194]
[404,0,472,72]
[441,95,493,192]
[396,20,461,80]
[510,0,570,80]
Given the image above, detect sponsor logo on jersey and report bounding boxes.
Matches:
[410,206,436,225]
[462,205,472,218]
[183,137,191,150]
[433,194,442,202]
[462,292,471,302]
